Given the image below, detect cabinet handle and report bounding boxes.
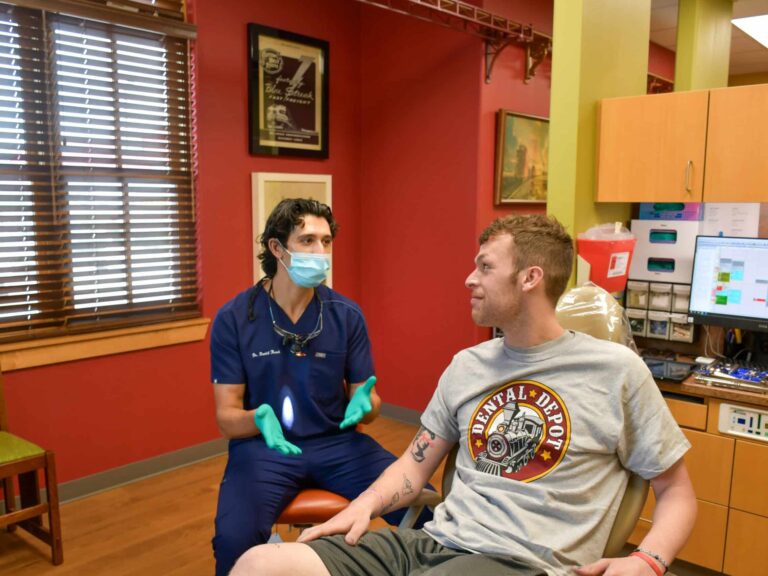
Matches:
[684,160,693,194]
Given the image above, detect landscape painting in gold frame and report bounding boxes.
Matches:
[494,110,548,204]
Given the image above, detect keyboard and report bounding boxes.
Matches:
[694,361,768,394]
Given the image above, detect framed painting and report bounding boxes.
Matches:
[251,172,333,286]
[494,110,549,204]
[248,24,329,158]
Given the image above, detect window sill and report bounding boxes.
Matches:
[0,317,211,372]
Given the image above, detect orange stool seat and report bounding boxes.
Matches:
[277,489,350,525]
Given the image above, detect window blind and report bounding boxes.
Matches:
[0,2,198,342]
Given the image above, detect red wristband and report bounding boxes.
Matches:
[630,551,664,576]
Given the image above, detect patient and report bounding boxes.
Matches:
[231,214,697,576]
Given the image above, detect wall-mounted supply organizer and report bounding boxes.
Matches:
[625,280,694,343]
[629,219,701,284]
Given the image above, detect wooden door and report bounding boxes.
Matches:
[596,90,709,202]
[704,83,768,202]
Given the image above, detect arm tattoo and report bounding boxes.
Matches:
[401,473,414,496]
[381,492,400,514]
[410,426,436,463]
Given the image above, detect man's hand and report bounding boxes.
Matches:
[576,555,659,576]
[340,376,377,429]
[297,490,379,545]
[254,404,302,456]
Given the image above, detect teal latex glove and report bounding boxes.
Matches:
[340,376,377,430]
[254,404,302,456]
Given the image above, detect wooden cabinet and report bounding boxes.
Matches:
[731,439,768,517]
[628,425,733,571]
[634,396,768,575]
[596,91,708,202]
[631,499,728,572]
[596,83,768,202]
[705,85,768,202]
[665,396,707,430]
[683,428,734,506]
[724,509,768,576]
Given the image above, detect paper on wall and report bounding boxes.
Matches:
[701,203,760,238]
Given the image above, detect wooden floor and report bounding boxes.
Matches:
[0,417,437,575]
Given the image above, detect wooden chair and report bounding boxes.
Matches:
[0,369,63,565]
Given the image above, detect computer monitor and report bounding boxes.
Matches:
[688,235,768,333]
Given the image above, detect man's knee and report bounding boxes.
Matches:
[230,543,331,576]
[229,544,271,575]
[213,527,269,576]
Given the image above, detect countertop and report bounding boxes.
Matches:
[657,376,768,408]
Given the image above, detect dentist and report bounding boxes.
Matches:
[209,198,426,576]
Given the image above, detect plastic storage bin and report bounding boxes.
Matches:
[649,283,673,311]
[672,284,691,313]
[669,313,695,343]
[627,308,647,338]
[626,281,649,309]
[646,311,671,340]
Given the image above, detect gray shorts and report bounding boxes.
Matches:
[306,528,547,576]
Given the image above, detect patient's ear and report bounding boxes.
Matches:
[519,266,544,293]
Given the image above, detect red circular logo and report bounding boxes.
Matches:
[468,380,570,482]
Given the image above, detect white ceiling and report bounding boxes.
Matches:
[650,0,768,76]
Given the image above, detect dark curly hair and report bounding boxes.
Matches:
[479,214,573,305]
[258,198,338,278]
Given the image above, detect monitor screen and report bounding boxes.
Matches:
[689,236,768,333]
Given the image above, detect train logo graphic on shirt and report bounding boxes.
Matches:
[468,380,570,482]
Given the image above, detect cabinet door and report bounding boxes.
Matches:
[629,499,727,572]
[634,429,733,514]
[683,429,734,506]
[704,84,768,202]
[596,91,709,202]
[731,439,768,517]
[724,509,768,576]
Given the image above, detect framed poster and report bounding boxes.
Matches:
[248,24,329,158]
[494,110,549,204]
[251,172,333,286]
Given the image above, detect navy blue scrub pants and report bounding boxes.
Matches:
[212,430,433,576]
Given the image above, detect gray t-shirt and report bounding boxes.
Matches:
[421,330,690,576]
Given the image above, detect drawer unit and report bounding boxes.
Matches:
[665,396,707,430]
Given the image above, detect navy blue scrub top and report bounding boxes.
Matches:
[210,283,375,440]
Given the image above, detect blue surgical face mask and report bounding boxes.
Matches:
[278,243,330,288]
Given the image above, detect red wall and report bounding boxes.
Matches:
[649,41,675,80]
[4,0,557,483]
[358,9,482,411]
